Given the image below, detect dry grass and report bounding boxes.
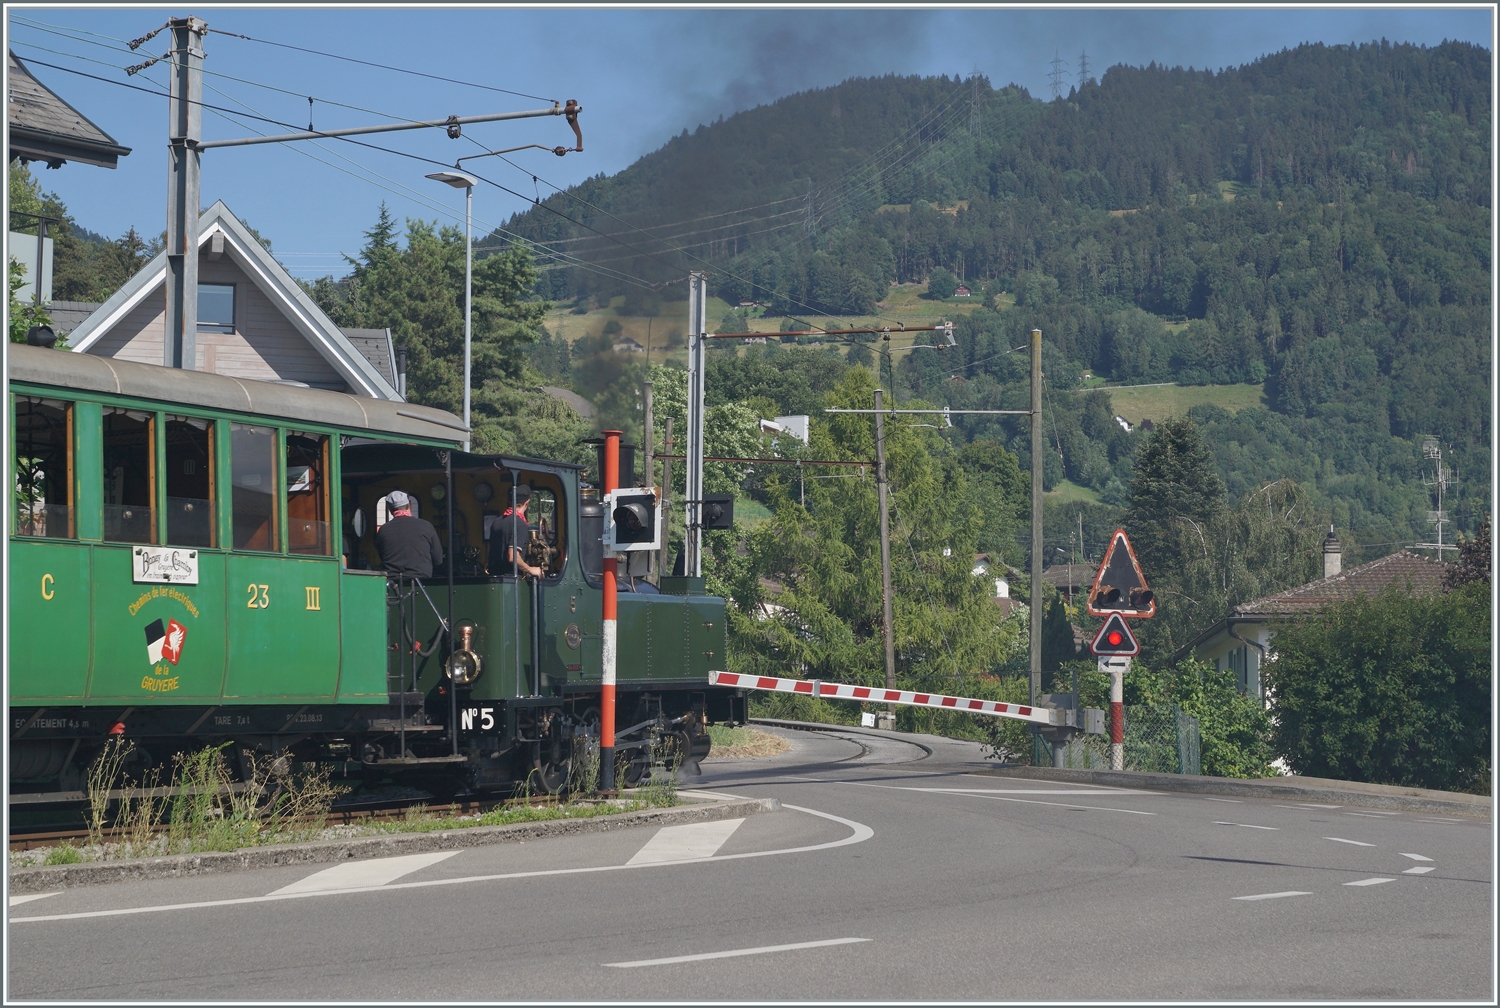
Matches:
[707,725,791,759]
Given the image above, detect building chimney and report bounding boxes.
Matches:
[1323,525,1342,578]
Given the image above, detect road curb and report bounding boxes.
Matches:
[7,796,779,895]
[978,766,1490,816]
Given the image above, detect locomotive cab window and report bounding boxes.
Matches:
[102,408,155,544]
[484,476,566,579]
[287,431,331,555]
[12,396,73,539]
[231,423,277,551]
[165,416,214,547]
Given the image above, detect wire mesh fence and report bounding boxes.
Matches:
[1034,704,1201,774]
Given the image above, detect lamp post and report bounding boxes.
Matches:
[425,170,480,452]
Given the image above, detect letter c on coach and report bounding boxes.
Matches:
[40,574,54,600]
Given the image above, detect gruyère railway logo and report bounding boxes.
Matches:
[144,618,188,666]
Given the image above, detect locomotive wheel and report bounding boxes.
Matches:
[621,752,647,788]
[534,758,569,796]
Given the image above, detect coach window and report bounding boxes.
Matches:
[286,431,330,555]
[102,408,155,544]
[13,396,73,539]
[165,416,214,547]
[231,423,277,551]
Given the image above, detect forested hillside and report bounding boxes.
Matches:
[503,40,1490,553]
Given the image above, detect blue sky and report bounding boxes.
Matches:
[8,6,1492,281]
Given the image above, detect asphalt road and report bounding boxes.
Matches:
[8,726,1493,1001]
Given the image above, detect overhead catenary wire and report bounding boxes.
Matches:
[205,26,557,104]
[19,47,664,293]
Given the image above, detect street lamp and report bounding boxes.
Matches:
[425,170,480,452]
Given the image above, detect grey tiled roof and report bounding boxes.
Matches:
[338,328,396,386]
[47,301,101,336]
[8,51,131,168]
[1232,550,1446,616]
[1042,563,1096,591]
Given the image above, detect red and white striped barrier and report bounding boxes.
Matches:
[708,671,1063,726]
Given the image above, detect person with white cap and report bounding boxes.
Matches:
[375,490,443,579]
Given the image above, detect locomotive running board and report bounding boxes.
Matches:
[707,671,1065,726]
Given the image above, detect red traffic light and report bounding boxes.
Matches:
[1090,613,1139,656]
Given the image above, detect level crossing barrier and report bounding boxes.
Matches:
[707,671,1067,726]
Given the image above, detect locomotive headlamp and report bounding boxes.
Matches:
[445,649,481,686]
[445,620,483,686]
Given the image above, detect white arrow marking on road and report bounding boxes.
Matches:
[1344,877,1396,886]
[1399,853,1434,861]
[1214,822,1280,830]
[1324,837,1376,846]
[1233,891,1313,901]
[627,819,744,865]
[8,893,58,907]
[1403,866,1435,875]
[604,936,870,968]
[272,851,459,895]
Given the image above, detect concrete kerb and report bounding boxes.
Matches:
[8,795,779,895]
[979,765,1491,817]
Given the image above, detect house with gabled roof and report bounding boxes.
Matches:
[65,201,402,400]
[8,50,131,169]
[1174,530,1447,699]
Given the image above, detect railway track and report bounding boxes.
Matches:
[8,793,562,852]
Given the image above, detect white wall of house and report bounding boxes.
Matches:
[86,252,346,389]
[1193,622,1273,698]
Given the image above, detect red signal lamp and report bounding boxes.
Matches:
[1090,613,1139,657]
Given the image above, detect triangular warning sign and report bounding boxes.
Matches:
[1086,529,1155,618]
[1090,613,1140,656]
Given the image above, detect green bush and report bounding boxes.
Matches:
[1264,583,1490,792]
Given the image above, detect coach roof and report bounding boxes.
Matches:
[9,344,464,444]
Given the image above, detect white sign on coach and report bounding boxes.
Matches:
[132,546,200,584]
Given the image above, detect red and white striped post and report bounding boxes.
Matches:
[600,429,621,791]
[1109,659,1127,770]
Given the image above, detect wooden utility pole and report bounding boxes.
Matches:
[873,389,897,715]
[1030,328,1043,707]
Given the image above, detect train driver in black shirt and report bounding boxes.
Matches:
[488,484,545,579]
[374,490,444,579]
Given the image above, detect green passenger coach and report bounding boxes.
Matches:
[8,344,740,796]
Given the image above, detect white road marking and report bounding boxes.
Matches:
[1350,810,1400,815]
[627,819,744,865]
[1233,891,1313,901]
[906,788,1162,796]
[1274,803,1339,810]
[1344,877,1396,886]
[604,936,869,968]
[10,803,872,925]
[1417,817,1465,824]
[1214,822,1279,830]
[271,851,459,895]
[1203,797,1243,803]
[1399,852,1434,861]
[1324,837,1375,846]
[8,893,59,907]
[1403,866,1436,875]
[790,777,1156,815]
[1345,812,1394,819]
